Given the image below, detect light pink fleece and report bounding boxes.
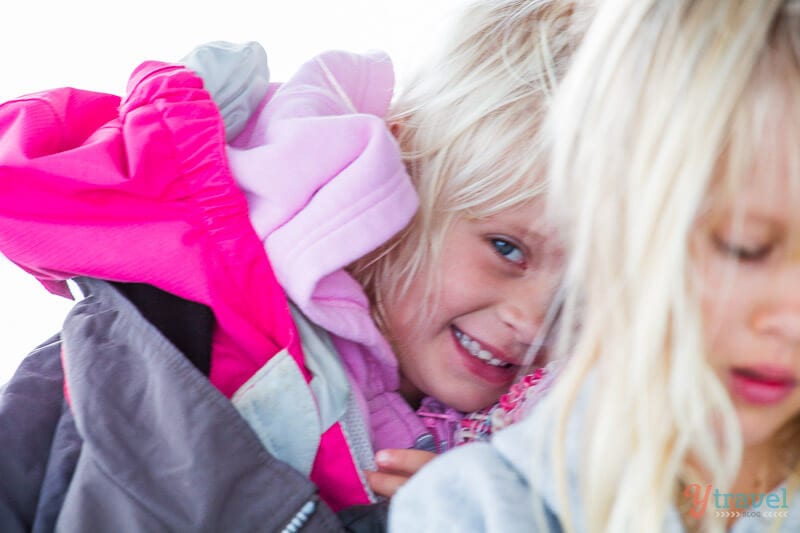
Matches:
[228,50,424,450]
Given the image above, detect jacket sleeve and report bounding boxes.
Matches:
[0,336,67,532]
[0,62,220,301]
[0,62,299,398]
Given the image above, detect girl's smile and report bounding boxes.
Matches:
[451,326,521,384]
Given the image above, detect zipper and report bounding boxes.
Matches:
[280,495,318,533]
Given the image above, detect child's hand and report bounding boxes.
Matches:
[365,449,437,498]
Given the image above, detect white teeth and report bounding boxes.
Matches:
[454,329,511,368]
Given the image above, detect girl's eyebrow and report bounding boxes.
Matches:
[712,208,787,231]
[477,216,556,251]
[703,192,788,221]
[505,224,565,267]
[513,225,553,248]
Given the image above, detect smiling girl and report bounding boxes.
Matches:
[348,0,578,495]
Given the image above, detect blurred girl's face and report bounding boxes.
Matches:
[693,168,800,451]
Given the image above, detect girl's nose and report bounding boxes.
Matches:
[750,266,800,347]
[752,309,800,346]
[499,283,555,345]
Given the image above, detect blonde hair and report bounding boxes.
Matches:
[541,1,800,532]
[349,0,588,333]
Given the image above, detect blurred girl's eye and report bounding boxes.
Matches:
[491,238,525,266]
[712,235,773,263]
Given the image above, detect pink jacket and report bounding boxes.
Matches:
[0,50,421,510]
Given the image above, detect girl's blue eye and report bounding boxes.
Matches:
[492,238,525,265]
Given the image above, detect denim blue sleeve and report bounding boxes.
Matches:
[388,440,563,533]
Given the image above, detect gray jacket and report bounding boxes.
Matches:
[0,278,344,532]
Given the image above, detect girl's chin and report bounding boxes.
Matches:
[737,413,787,450]
[439,386,503,413]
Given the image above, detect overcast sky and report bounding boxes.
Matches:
[0,0,470,384]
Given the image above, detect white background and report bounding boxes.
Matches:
[0,0,470,384]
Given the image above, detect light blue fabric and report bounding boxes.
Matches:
[291,303,350,432]
[232,303,376,479]
[180,40,270,140]
[389,384,800,532]
[389,387,574,532]
[389,403,565,532]
[232,347,321,477]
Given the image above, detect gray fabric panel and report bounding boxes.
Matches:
[54,278,341,531]
[180,40,270,141]
[0,336,65,533]
[32,404,81,533]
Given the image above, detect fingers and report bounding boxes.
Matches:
[374,448,436,477]
[365,469,409,498]
[365,449,439,498]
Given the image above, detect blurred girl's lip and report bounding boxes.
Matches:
[729,366,797,406]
